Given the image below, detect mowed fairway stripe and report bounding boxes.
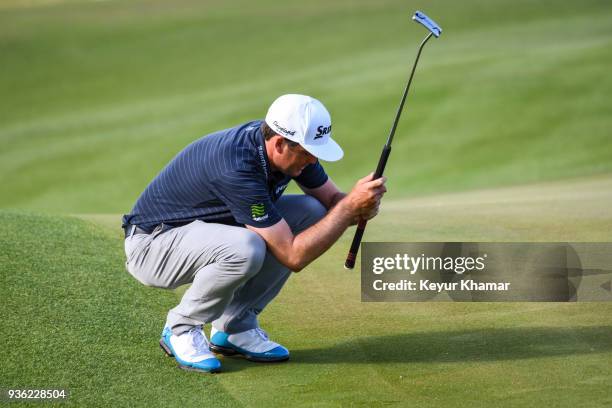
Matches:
[2,11,610,142]
[1,8,611,213]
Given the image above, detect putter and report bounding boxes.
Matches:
[344,11,442,270]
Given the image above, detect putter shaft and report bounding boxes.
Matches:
[344,29,438,270]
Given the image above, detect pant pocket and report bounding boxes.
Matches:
[124,235,151,279]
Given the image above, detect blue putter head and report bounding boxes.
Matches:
[412,11,442,38]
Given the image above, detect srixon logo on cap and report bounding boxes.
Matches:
[314,124,332,139]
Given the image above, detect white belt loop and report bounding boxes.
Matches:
[129,224,136,238]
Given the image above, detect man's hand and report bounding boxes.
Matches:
[340,173,387,224]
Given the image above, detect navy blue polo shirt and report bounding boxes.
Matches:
[122,120,328,232]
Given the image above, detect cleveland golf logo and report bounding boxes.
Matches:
[314,124,331,139]
[272,121,296,136]
[251,203,268,222]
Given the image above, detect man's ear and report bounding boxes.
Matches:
[273,136,285,154]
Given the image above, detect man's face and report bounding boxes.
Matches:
[277,141,318,177]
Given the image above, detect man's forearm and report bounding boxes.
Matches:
[288,199,352,271]
[254,174,384,271]
[328,192,347,209]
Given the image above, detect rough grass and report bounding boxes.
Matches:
[0,211,239,406]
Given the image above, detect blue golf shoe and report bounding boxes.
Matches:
[210,327,289,362]
[159,326,221,373]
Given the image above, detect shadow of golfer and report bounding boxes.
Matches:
[290,326,612,364]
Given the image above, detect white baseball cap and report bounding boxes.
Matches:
[265,94,344,162]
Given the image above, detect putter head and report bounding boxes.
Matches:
[412,11,442,38]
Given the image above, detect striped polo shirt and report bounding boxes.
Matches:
[121,120,328,232]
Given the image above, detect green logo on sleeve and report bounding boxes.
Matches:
[251,203,268,221]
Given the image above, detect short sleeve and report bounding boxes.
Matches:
[294,161,328,189]
[209,170,282,228]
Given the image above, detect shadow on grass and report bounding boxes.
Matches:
[211,355,291,373]
[290,326,612,364]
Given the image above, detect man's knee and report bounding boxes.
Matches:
[222,228,266,278]
[301,195,327,227]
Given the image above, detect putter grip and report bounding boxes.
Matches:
[344,145,391,269]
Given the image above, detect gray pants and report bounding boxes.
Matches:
[124,195,326,336]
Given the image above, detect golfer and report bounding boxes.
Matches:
[122,94,386,373]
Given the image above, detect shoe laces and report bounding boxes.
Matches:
[189,326,209,351]
[255,328,269,341]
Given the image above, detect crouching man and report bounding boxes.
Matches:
[122,94,386,372]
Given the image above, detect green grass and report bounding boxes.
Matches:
[1,0,612,212]
[3,177,611,407]
[1,0,612,406]
[0,211,237,406]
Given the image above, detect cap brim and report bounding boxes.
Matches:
[302,137,344,162]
